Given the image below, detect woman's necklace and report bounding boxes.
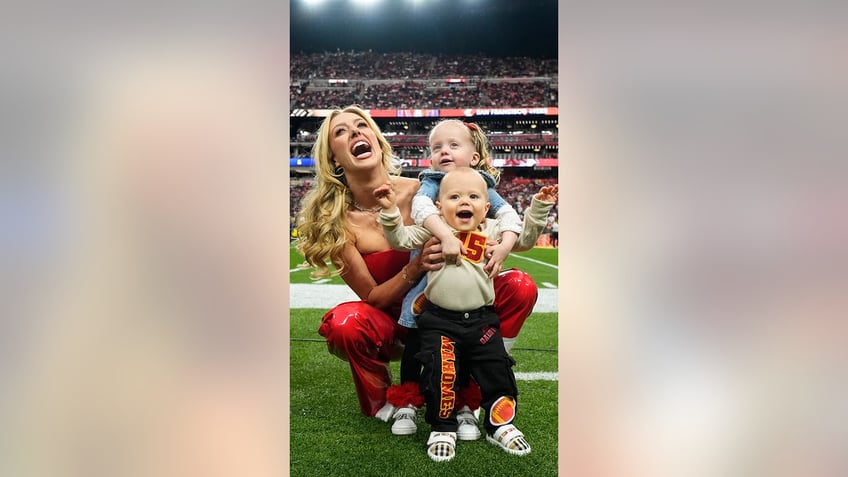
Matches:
[351,199,382,214]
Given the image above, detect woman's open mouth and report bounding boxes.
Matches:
[351,140,372,158]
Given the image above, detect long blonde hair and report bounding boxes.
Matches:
[429,119,500,183]
[296,105,400,278]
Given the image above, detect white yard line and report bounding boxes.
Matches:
[514,371,558,381]
[508,253,558,269]
[289,284,558,312]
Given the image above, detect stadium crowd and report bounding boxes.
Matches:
[290,80,556,109]
[290,51,557,80]
[290,51,557,109]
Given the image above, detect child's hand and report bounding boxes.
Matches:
[441,235,465,267]
[484,231,517,278]
[372,181,397,211]
[484,241,512,278]
[535,184,559,203]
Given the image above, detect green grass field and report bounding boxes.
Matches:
[290,245,558,288]
[290,246,559,476]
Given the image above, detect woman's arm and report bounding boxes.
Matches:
[337,235,427,312]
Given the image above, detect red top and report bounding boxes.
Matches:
[360,248,410,317]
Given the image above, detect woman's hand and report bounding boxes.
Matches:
[419,236,445,272]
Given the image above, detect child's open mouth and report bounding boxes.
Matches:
[456,210,473,220]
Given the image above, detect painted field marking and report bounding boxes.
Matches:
[515,371,558,381]
[509,253,558,269]
[289,284,558,312]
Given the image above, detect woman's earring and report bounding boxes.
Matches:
[332,165,347,185]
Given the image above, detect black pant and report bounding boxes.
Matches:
[416,304,518,435]
[400,328,421,383]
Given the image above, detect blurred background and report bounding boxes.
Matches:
[1,0,845,475]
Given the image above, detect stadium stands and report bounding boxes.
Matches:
[290,51,557,110]
[290,51,557,80]
[291,79,557,110]
[290,50,559,240]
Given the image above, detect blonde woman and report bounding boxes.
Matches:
[297,106,538,434]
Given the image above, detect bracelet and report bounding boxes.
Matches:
[401,265,418,284]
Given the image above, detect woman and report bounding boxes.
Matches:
[296,105,538,428]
